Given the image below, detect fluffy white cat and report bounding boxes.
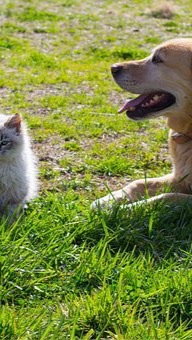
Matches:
[0,113,38,216]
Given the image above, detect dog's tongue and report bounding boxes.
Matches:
[118,94,148,113]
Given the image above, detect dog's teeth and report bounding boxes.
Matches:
[129,107,136,111]
[150,99,155,105]
[153,95,160,101]
[142,102,149,107]
[142,95,164,108]
[153,94,164,103]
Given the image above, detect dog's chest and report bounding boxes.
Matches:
[171,141,192,186]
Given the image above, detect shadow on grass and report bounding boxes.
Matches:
[79,201,192,259]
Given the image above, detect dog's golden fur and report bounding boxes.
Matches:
[92,38,192,209]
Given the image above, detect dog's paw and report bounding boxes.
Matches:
[91,196,114,211]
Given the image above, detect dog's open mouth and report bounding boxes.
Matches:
[118,91,176,120]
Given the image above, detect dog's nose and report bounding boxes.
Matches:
[111,63,122,76]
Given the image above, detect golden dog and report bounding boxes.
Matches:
[92,38,192,209]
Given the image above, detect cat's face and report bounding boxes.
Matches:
[0,114,23,158]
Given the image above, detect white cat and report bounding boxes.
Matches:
[0,113,38,216]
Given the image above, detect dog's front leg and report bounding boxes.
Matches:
[128,192,192,208]
[91,174,175,210]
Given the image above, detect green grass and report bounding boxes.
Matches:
[1,197,192,338]
[1,0,192,338]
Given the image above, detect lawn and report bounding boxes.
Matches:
[1,0,192,338]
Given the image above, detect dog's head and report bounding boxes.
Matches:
[112,39,192,122]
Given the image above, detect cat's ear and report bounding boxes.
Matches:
[4,114,22,133]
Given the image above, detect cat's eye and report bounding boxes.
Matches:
[1,141,8,146]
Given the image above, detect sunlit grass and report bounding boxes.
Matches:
[1,0,192,338]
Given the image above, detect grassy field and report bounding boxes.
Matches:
[1,0,192,338]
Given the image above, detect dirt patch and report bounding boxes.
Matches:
[32,134,129,195]
[0,87,13,98]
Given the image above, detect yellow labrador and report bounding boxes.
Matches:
[92,38,192,209]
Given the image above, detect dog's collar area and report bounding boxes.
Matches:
[171,131,192,144]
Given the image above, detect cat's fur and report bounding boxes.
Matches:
[0,113,38,216]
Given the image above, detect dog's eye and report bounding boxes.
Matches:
[152,55,163,64]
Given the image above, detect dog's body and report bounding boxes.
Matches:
[92,38,192,209]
